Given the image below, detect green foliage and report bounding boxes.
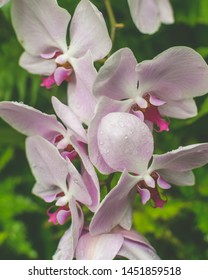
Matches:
[0,162,39,259]
[174,0,208,26]
[0,37,41,105]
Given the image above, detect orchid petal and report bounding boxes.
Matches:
[128,0,160,34]
[19,52,56,75]
[53,227,74,260]
[32,182,60,203]
[149,95,166,106]
[115,227,154,248]
[132,109,145,121]
[67,52,97,125]
[26,136,68,196]
[157,0,174,24]
[52,97,87,143]
[11,0,70,55]
[54,67,73,86]
[159,98,198,119]
[41,51,60,59]
[157,170,195,186]
[157,175,172,189]
[97,112,153,174]
[75,232,123,260]
[119,204,133,230]
[69,0,111,60]
[137,47,208,100]
[93,48,138,100]
[81,169,100,212]
[150,143,208,173]
[0,101,65,141]
[90,170,140,235]
[66,158,92,206]
[57,209,71,225]
[118,239,160,260]
[53,199,84,260]
[88,97,134,174]
[70,136,100,212]
[137,187,151,204]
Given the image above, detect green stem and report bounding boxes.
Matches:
[104,0,124,44]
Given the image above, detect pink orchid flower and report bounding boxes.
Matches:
[0,0,9,7]
[53,225,159,260]
[26,135,92,225]
[0,97,99,211]
[93,47,208,131]
[128,0,174,34]
[11,0,112,124]
[89,111,208,234]
[26,136,86,256]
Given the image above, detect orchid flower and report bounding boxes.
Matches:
[11,0,112,124]
[0,0,10,7]
[54,225,159,260]
[0,97,99,211]
[26,135,89,255]
[93,47,208,131]
[89,111,208,234]
[26,135,92,225]
[127,0,174,34]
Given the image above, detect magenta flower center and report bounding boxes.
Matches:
[137,172,167,208]
[47,205,71,225]
[41,51,73,89]
[132,95,170,132]
[54,134,78,161]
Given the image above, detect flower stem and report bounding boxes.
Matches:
[104,0,124,44]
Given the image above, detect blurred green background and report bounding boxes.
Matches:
[0,0,208,259]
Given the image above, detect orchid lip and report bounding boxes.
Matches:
[137,172,168,208]
[54,134,78,161]
[47,190,72,225]
[47,205,71,225]
[41,74,56,89]
[131,94,170,132]
[40,51,73,88]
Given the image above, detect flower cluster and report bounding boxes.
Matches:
[0,0,208,260]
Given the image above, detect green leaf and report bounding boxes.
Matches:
[0,177,39,258]
[175,0,208,26]
[0,147,14,170]
[196,47,208,59]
